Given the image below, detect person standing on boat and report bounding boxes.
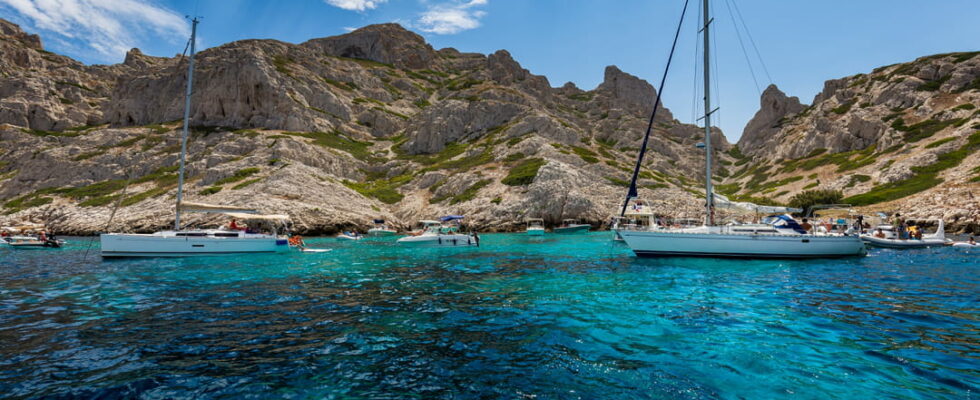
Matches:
[892,213,906,239]
[854,215,865,234]
[800,218,813,233]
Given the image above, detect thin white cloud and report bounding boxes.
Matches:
[417,0,488,35]
[0,0,188,63]
[324,0,387,12]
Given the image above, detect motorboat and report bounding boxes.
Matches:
[554,219,591,234]
[396,216,479,247]
[526,218,545,235]
[951,240,978,249]
[5,235,64,248]
[861,219,949,248]
[367,219,398,236]
[613,0,866,259]
[337,232,364,240]
[99,21,291,258]
[2,225,65,248]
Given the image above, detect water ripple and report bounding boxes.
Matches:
[0,233,977,399]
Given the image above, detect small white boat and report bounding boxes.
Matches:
[300,248,332,253]
[367,219,398,236]
[554,219,591,234]
[5,235,64,248]
[2,225,65,248]
[396,216,479,247]
[861,219,949,248]
[951,241,978,248]
[526,218,545,236]
[337,232,363,240]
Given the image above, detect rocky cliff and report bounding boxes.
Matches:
[731,53,980,232]
[0,20,734,234]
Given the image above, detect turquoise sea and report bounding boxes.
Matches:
[1,232,977,399]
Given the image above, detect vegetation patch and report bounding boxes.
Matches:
[951,103,976,111]
[788,189,843,213]
[605,177,630,187]
[915,74,951,91]
[282,130,377,161]
[845,132,980,205]
[215,168,260,185]
[343,174,412,204]
[502,158,546,186]
[232,178,262,190]
[924,137,958,149]
[568,92,594,102]
[891,117,967,142]
[831,101,855,114]
[571,146,599,164]
[321,77,355,91]
[198,186,222,196]
[448,179,492,204]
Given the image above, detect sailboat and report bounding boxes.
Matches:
[614,0,866,259]
[100,19,291,257]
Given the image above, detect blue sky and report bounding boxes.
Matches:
[2,0,978,142]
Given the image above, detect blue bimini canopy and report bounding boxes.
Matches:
[440,215,465,222]
[770,214,807,234]
[373,219,385,224]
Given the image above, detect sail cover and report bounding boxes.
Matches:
[440,215,464,222]
[373,219,385,224]
[178,201,258,214]
[222,212,290,221]
[715,195,802,214]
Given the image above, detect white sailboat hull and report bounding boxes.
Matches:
[396,233,478,247]
[526,227,545,236]
[100,233,288,257]
[616,229,866,259]
[367,228,397,236]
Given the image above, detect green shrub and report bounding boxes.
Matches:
[343,174,412,204]
[788,189,843,212]
[215,167,260,185]
[198,186,222,196]
[924,137,957,149]
[571,146,599,164]
[120,186,170,206]
[915,74,951,91]
[282,130,377,161]
[450,179,491,204]
[831,101,855,114]
[605,177,630,187]
[951,103,976,111]
[502,158,546,186]
[232,179,262,190]
[490,197,502,204]
[891,117,967,142]
[504,152,525,162]
[845,132,980,205]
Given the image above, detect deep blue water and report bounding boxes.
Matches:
[0,233,977,399]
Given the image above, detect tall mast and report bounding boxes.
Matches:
[174,17,198,231]
[701,0,715,226]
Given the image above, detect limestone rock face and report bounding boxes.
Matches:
[1,16,739,234]
[739,84,806,156]
[729,52,979,231]
[302,24,435,69]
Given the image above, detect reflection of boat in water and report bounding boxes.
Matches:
[554,219,590,234]
[396,216,479,247]
[861,219,949,248]
[367,219,398,236]
[525,218,545,236]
